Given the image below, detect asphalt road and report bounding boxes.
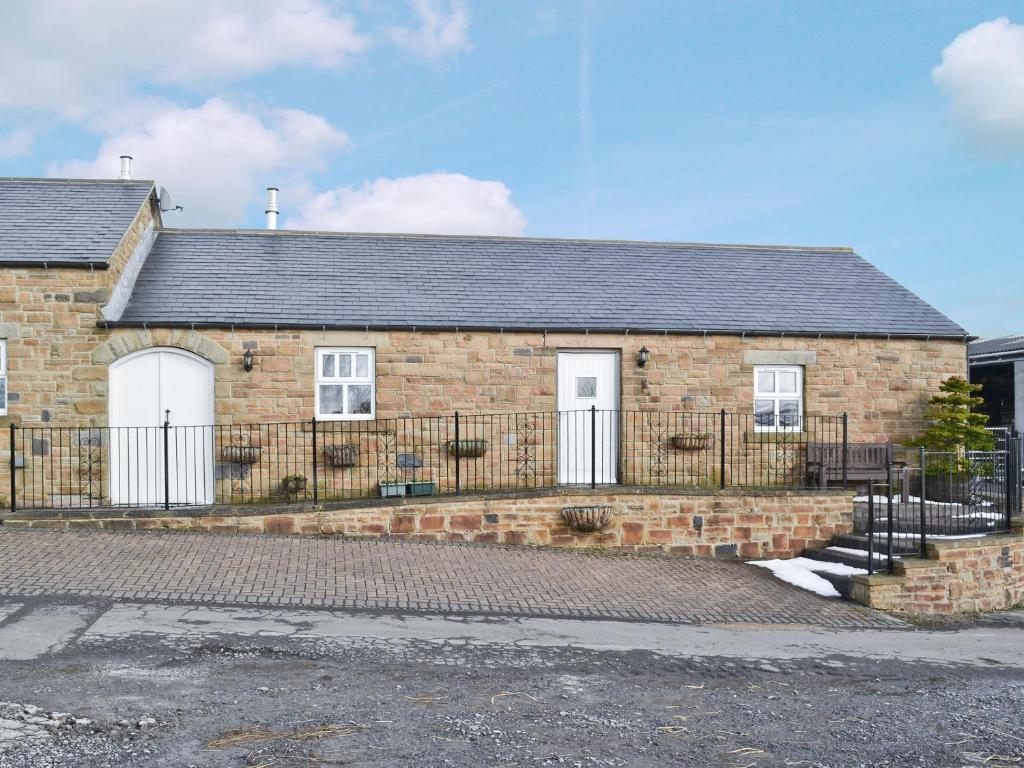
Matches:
[0,597,1022,767]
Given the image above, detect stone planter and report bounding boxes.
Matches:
[324,443,359,468]
[222,445,262,465]
[379,481,407,498]
[447,438,488,458]
[561,505,613,533]
[923,473,970,504]
[671,433,711,451]
[407,481,436,497]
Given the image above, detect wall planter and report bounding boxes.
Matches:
[379,481,407,498]
[324,443,359,468]
[407,481,436,497]
[671,433,711,451]
[447,438,488,458]
[561,505,613,533]
[282,475,307,494]
[222,445,262,465]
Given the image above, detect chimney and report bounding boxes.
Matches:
[119,155,133,180]
[265,187,279,230]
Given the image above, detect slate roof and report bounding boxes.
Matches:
[969,334,1024,360]
[0,178,153,266]
[114,229,968,338]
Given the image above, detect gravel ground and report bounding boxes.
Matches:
[0,630,1022,767]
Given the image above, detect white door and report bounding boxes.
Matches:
[557,351,619,484]
[109,348,214,506]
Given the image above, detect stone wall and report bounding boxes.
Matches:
[0,196,156,426]
[851,528,1024,615]
[0,488,854,558]
[87,328,965,443]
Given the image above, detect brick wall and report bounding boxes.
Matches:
[1,488,853,558]
[851,530,1024,615]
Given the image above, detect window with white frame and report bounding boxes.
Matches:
[754,365,803,430]
[316,348,375,420]
[0,340,6,415]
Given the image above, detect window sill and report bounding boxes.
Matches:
[745,430,809,443]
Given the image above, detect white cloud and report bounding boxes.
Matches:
[0,0,367,116]
[389,0,471,60]
[933,17,1024,143]
[285,173,526,235]
[0,127,34,160]
[50,98,349,227]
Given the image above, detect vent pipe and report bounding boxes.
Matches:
[119,155,133,180]
[265,187,279,230]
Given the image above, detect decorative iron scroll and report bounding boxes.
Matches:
[648,413,669,479]
[376,428,398,480]
[77,430,104,502]
[515,415,537,483]
[767,428,798,480]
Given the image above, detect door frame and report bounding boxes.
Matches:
[555,349,622,484]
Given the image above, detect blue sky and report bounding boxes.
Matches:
[1,1,1022,337]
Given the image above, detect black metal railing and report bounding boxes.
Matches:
[4,410,848,512]
[859,440,1023,573]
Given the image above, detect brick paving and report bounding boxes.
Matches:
[0,529,898,627]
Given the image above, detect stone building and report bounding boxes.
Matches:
[0,173,969,512]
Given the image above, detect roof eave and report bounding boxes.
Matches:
[0,260,110,269]
[99,318,971,341]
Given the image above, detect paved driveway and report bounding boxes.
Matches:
[0,529,896,627]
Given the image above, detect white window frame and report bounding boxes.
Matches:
[753,365,803,432]
[0,340,6,416]
[315,347,376,421]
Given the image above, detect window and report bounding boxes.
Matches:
[0,340,6,415]
[754,365,803,430]
[576,376,597,398]
[315,348,375,420]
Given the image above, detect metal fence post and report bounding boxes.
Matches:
[719,409,726,489]
[886,462,894,574]
[867,482,874,576]
[590,405,597,489]
[919,446,927,559]
[162,412,170,511]
[1006,440,1014,532]
[454,411,461,496]
[841,412,848,489]
[311,416,319,507]
[8,423,15,515]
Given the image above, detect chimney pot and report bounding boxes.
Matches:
[265,187,279,230]
[119,155,133,180]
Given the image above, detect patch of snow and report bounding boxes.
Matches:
[853,494,993,508]
[826,546,900,561]
[750,557,866,598]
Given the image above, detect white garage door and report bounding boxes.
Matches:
[109,348,214,506]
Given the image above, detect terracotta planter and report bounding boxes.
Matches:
[561,505,613,533]
[324,443,359,468]
[222,445,262,465]
[447,438,488,458]
[671,433,711,451]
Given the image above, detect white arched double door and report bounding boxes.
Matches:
[109,348,215,506]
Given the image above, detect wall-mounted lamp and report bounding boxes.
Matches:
[243,348,254,372]
[637,346,650,368]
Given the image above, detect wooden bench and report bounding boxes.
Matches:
[807,441,908,499]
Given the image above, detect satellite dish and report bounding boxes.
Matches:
[156,186,183,214]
